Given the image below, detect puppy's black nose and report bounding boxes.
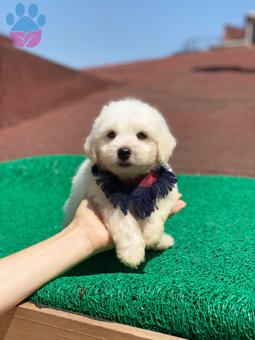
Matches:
[118,147,131,161]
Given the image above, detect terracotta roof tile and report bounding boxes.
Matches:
[1,42,255,176]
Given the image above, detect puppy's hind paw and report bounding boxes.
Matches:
[152,233,174,251]
[143,231,162,249]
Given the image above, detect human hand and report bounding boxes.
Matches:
[71,197,187,254]
[169,193,187,216]
[0,195,186,315]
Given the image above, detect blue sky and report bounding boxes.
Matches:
[0,0,254,69]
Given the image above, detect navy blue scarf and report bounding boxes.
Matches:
[91,164,177,219]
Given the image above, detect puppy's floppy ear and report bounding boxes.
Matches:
[84,131,97,163]
[157,126,176,164]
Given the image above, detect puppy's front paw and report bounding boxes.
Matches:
[117,245,145,269]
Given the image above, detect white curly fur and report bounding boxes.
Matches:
[64,98,180,268]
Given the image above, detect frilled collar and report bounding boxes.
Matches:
[91,164,177,219]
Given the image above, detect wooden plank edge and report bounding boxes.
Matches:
[0,302,186,340]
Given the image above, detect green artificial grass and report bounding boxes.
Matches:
[1,155,255,339]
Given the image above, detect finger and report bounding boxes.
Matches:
[169,200,186,217]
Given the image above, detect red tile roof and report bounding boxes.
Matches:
[0,37,110,128]
[0,38,255,177]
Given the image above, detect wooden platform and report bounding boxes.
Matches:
[0,302,185,340]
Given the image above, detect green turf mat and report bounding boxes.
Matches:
[1,155,255,339]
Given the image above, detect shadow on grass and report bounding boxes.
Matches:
[65,248,163,276]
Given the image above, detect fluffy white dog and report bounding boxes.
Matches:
[64,98,180,268]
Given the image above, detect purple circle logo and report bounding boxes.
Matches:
[6,3,46,48]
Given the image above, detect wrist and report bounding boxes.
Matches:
[66,220,113,256]
[63,225,96,258]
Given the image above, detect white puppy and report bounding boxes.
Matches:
[64,99,180,268]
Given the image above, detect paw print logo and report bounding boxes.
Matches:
[6,3,46,48]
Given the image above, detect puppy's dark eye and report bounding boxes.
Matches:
[137,132,147,140]
[107,130,116,139]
